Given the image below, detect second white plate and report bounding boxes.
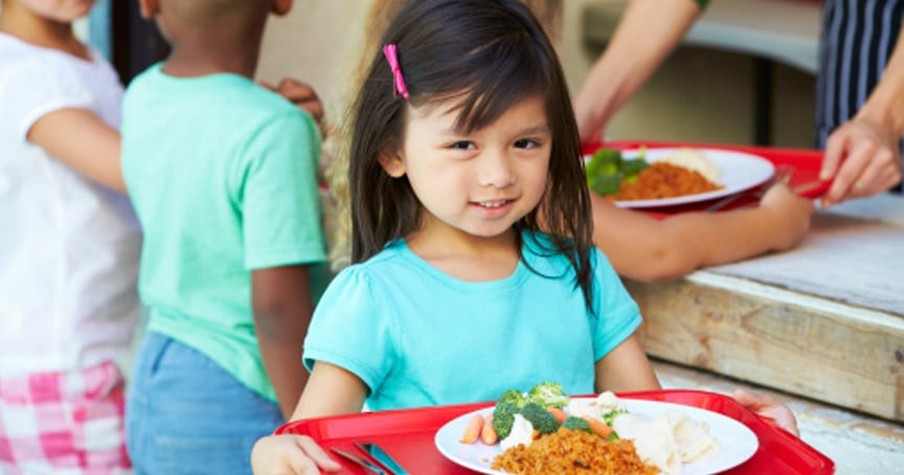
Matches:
[586,147,775,208]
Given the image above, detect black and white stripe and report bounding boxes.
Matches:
[815,0,904,147]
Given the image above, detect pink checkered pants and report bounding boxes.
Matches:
[0,361,132,474]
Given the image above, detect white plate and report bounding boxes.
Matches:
[434,399,758,475]
[586,147,775,208]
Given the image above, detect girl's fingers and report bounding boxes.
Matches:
[295,437,342,472]
[732,388,800,437]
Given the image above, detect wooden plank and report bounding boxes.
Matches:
[626,276,904,422]
[712,211,904,316]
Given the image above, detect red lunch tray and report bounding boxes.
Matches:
[584,140,833,219]
[277,389,834,475]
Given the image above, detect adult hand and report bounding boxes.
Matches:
[250,434,341,475]
[820,118,902,207]
[261,78,325,125]
[732,388,800,437]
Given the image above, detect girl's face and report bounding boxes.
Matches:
[14,0,95,22]
[380,94,551,243]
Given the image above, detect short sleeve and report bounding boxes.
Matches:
[589,249,643,361]
[0,56,93,143]
[302,266,396,393]
[240,110,326,269]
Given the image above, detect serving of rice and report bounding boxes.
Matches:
[613,162,722,201]
[491,429,659,475]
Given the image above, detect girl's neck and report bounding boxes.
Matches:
[0,8,87,60]
[406,226,521,282]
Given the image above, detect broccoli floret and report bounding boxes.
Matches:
[561,416,592,434]
[527,381,569,409]
[492,402,519,439]
[496,389,528,409]
[602,409,627,427]
[519,402,560,435]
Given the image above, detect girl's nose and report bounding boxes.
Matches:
[477,150,516,188]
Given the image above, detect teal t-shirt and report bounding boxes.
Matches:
[122,64,328,401]
[303,231,642,410]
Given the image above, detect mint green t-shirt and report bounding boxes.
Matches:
[121,64,328,401]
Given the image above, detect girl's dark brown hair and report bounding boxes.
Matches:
[348,0,595,307]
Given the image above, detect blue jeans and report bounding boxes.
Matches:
[125,332,283,475]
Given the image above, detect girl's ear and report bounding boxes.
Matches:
[138,0,159,19]
[272,0,293,16]
[378,152,406,178]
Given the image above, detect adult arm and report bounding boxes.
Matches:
[573,0,703,142]
[252,266,318,420]
[28,108,126,192]
[821,31,904,206]
[593,184,814,282]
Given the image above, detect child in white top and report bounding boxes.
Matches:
[0,0,140,472]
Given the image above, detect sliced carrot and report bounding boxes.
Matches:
[582,415,613,439]
[480,414,498,445]
[460,413,484,444]
[546,407,568,424]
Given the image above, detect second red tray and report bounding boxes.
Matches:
[584,140,832,219]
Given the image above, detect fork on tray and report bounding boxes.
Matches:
[330,446,388,475]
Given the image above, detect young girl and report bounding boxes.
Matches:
[0,0,139,472]
[252,1,796,473]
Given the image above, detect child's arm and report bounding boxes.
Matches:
[252,266,318,420]
[594,334,661,393]
[251,362,367,475]
[592,183,814,282]
[28,108,126,192]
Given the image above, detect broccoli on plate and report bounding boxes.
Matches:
[527,381,570,409]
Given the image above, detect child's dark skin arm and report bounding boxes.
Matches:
[252,265,315,420]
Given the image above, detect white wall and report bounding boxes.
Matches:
[257,0,816,149]
[257,2,371,128]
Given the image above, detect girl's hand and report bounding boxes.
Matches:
[251,434,342,475]
[732,388,800,437]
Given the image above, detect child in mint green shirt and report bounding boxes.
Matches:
[120,1,328,473]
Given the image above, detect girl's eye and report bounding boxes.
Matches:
[449,141,475,150]
[514,138,541,149]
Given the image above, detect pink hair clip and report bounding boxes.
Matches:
[382,44,410,100]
